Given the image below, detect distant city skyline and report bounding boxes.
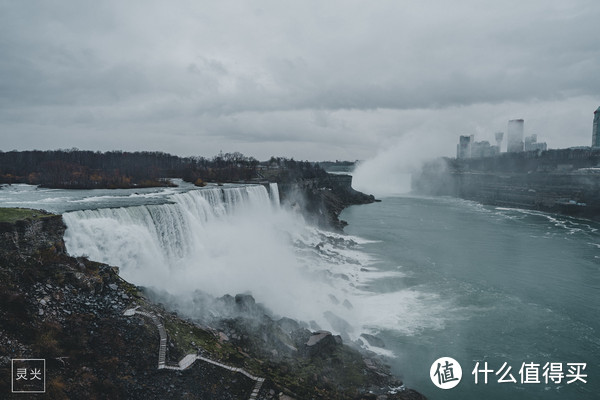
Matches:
[456,117,552,159]
[1,1,599,161]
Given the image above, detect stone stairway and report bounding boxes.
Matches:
[124,307,265,399]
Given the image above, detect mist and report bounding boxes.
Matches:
[352,132,447,197]
[60,184,451,350]
[63,186,366,340]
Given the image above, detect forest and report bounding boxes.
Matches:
[0,149,326,188]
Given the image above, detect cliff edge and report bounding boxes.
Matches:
[0,210,424,400]
[279,174,376,230]
[413,156,600,221]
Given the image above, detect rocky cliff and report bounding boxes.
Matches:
[279,174,376,231]
[413,157,600,220]
[0,210,424,400]
[0,210,65,257]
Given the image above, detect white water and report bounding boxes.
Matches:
[0,182,471,354]
[5,179,598,398]
[62,184,400,341]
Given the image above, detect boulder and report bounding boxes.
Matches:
[234,294,257,313]
[360,333,386,348]
[305,330,342,357]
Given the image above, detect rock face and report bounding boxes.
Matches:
[279,173,376,230]
[0,212,427,400]
[0,212,65,257]
[305,330,343,357]
[413,156,600,220]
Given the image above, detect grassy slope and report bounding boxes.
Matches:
[0,208,56,223]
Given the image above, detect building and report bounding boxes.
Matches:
[457,135,500,159]
[457,135,473,159]
[507,119,524,152]
[495,132,504,151]
[472,141,500,158]
[524,134,547,152]
[593,106,600,147]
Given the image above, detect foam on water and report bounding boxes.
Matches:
[61,184,450,344]
[0,183,188,213]
[1,183,453,350]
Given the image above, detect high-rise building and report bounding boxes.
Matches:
[456,135,500,158]
[457,135,473,159]
[471,140,498,158]
[495,132,504,151]
[507,119,524,152]
[593,106,600,147]
[524,134,547,152]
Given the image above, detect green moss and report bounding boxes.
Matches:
[121,281,143,300]
[0,208,56,223]
[164,318,228,357]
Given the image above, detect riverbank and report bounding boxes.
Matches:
[412,157,600,221]
[0,210,424,399]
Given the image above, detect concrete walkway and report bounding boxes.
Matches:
[124,307,265,400]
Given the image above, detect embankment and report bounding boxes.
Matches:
[413,156,600,220]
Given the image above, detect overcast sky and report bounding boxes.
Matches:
[1,1,599,161]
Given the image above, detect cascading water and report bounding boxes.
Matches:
[63,184,387,340]
[268,182,280,208]
[1,181,466,362]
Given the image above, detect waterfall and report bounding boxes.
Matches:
[269,182,280,208]
[62,184,367,335]
[63,185,276,279]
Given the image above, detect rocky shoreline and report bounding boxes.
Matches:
[0,210,425,399]
[278,174,376,231]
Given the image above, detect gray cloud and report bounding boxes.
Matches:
[1,0,599,160]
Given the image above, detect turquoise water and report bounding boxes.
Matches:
[342,196,600,400]
[3,183,598,399]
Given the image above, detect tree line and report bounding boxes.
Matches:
[0,149,256,188]
[0,149,327,189]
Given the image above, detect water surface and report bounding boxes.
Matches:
[342,195,599,399]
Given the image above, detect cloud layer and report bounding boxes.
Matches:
[1,1,599,160]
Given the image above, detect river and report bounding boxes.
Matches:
[342,194,600,399]
[1,182,598,399]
